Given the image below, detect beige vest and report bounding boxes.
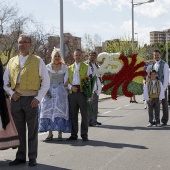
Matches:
[8,54,41,90]
[148,79,160,98]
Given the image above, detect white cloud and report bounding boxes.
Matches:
[113,0,170,18]
[135,2,168,18]
[162,22,170,31]
[120,20,155,45]
[77,0,112,11]
[113,0,130,11]
[92,22,116,33]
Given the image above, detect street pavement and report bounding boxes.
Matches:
[1,95,170,170]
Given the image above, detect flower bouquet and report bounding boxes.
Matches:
[82,75,97,115]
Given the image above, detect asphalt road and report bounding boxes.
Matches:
[0,95,170,170]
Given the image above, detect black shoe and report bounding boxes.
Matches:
[82,137,89,141]
[12,147,18,149]
[57,137,62,141]
[133,101,138,103]
[96,122,102,125]
[156,123,161,127]
[152,121,156,125]
[9,159,26,166]
[66,136,77,141]
[130,100,133,103]
[89,123,97,127]
[29,158,37,166]
[161,123,167,127]
[45,134,53,141]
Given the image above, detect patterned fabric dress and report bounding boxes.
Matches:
[39,63,71,133]
[0,61,19,149]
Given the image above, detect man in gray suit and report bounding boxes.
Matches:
[146,49,169,126]
[3,34,50,166]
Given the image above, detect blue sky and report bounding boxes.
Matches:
[2,0,170,46]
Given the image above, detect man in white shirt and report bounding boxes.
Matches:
[146,50,169,126]
[66,49,92,141]
[3,34,50,166]
[144,70,164,127]
[87,51,102,126]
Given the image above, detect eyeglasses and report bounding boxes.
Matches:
[18,41,31,44]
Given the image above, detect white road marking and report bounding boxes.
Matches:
[102,111,112,114]
[125,104,130,107]
[114,107,122,110]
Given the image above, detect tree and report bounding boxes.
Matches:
[0,3,30,65]
[29,21,53,63]
[82,33,102,52]
[0,3,53,65]
[0,2,18,36]
[151,42,170,66]
[105,36,138,57]
[0,16,31,65]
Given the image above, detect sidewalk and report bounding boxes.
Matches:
[99,93,111,100]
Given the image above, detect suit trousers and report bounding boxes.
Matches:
[148,98,160,124]
[88,93,98,125]
[69,92,88,138]
[161,90,169,124]
[11,96,38,160]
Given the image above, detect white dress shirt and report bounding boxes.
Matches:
[3,55,50,102]
[65,62,92,90]
[90,63,102,96]
[143,80,164,101]
[146,60,169,91]
[91,63,100,77]
[169,69,170,84]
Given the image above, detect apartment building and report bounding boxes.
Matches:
[150,29,170,44]
[39,33,81,65]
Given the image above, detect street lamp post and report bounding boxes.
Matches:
[131,0,154,52]
[135,32,138,49]
[60,0,64,58]
[166,32,169,64]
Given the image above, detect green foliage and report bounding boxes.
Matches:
[150,42,170,65]
[0,53,8,65]
[103,80,143,96]
[104,35,170,66]
[105,36,139,57]
[0,48,16,66]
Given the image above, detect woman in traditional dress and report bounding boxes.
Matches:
[39,47,71,141]
[0,60,19,150]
